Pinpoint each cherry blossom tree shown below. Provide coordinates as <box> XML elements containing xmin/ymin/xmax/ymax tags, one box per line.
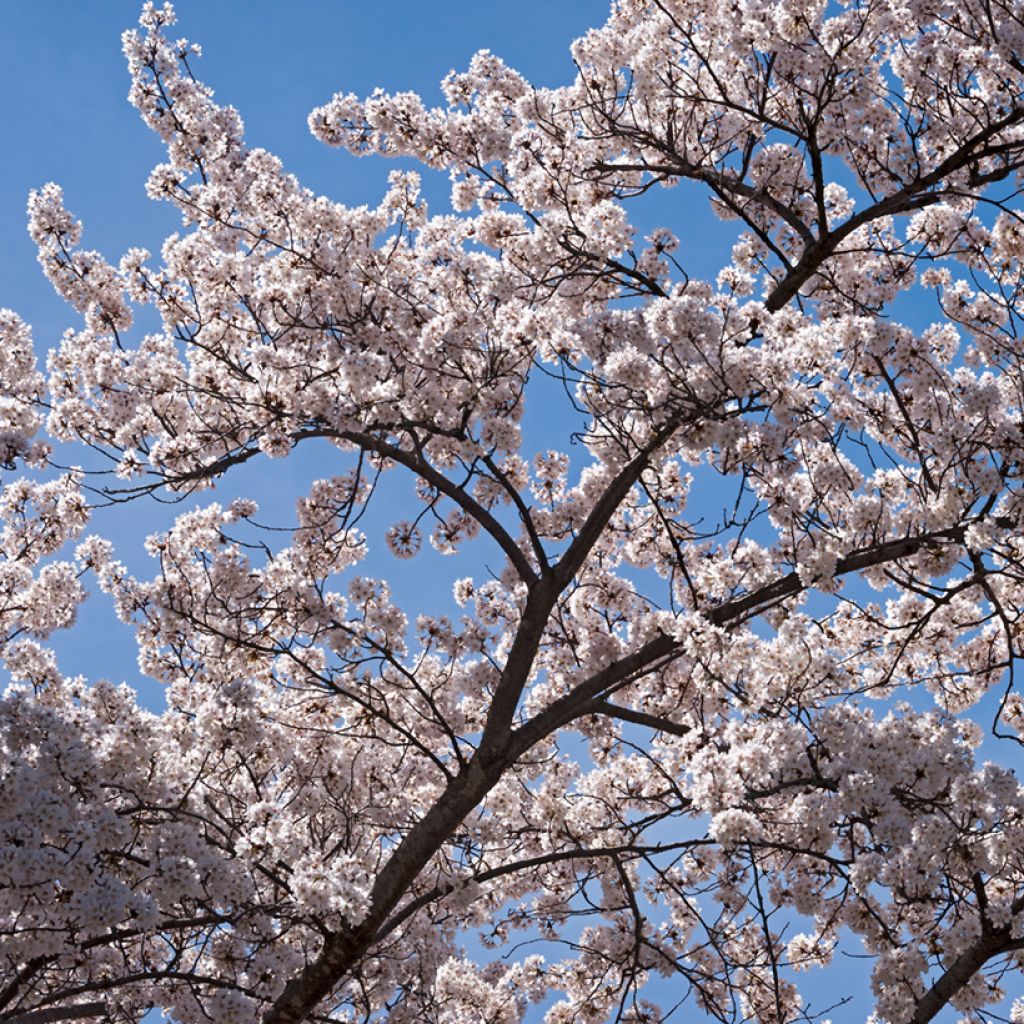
<box><xmin>4</xmin><ymin>1</ymin><xmax>1024</xmax><ymax>1022</ymax></box>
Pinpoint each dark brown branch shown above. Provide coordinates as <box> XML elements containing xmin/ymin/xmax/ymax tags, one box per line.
<box><xmin>910</xmin><ymin>934</ymin><xmax>1018</xmax><ymax>1024</ymax></box>
<box><xmin>765</xmin><ymin>104</ymin><xmax>1024</xmax><ymax>310</ymax></box>
<box><xmin>1</xmin><ymin>1006</ymin><xmax>107</xmax><ymax>1024</ymax></box>
<box><xmin>707</xmin><ymin>524</ymin><xmax>969</xmax><ymax>627</ymax></box>
<box><xmin>337</xmin><ymin>429</ymin><xmax>539</xmax><ymax>585</ymax></box>
<box><xmin>588</xmin><ymin>700</ymin><xmax>693</xmax><ymax>736</ymax></box>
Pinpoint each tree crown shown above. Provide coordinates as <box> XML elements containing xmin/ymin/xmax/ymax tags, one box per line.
<box><xmin>3</xmin><ymin>2</ymin><xmax>1024</xmax><ymax>1022</ymax></box>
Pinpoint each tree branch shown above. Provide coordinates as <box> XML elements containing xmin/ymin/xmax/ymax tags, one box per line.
<box><xmin>1</xmin><ymin>1006</ymin><xmax>107</xmax><ymax>1024</ymax></box>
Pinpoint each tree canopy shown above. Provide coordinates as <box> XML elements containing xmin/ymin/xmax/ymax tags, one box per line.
<box><xmin>3</xmin><ymin>1</ymin><xmax>1024</xmax><ymax>1022</ymax></box>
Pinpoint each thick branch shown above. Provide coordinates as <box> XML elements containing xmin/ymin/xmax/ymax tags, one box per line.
<box><xmin>707</xmin><ymin>524</ymin><xmax>968</xmax><ymax>627</ymax></box>
<box><xmin>511</xmin><ymin>631</ymin><xmax>679</xmax><ymax>756</ymax></box>
<box><xmin>1</xmin><ymin>1007</ymin><xmax>107</xmax><ymax>1024</ymax></box>
<box><xmin>262</xmin><ymin>754</ymin><xmax>506</xmax><ymax>1024</ymax></box>
<box><xmin>910</xmin><ymin>934</ymin><xmax>1017</xmax><ymax>1024</ymax></box>
<box><xmin>588</xmin><ymin>699</ymin><xmax>693</xmax><ymax>736</ymax></box>
<box><xmin>911</xmin><ymin>891</ymin><xmax>1024</xmax><ymax>1024</ymax></box>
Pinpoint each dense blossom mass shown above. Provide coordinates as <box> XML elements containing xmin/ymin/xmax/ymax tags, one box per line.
<box><xmin>3</xmin><ymin>1</ymin><xmax>1024</xmax><ymax>1021</ymax></box>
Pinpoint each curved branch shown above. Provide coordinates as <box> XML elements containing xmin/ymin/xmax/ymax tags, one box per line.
<box><xmin>337</xmin><ymin>429</ymin><xmax>538</xmax><ymax>585</ymax></box>
<box><xmin>2</xmin><ymin>1005</ymin><xmax>107</xmax><ymax>1024</ymax></box>
<box><xmin>375</xmin><ymin>836</ymin><xmax>714</xmax><ymax>943</ymax></box>
<box><xmin>911</xmin><ymin>933</ymin><xmax>1022</xmax><ymax>1024</ymax></box>
<box><xmin>765</xmin><ymin>104</ymin><xmax>1024</xmax><ymax>311</ymax></box>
